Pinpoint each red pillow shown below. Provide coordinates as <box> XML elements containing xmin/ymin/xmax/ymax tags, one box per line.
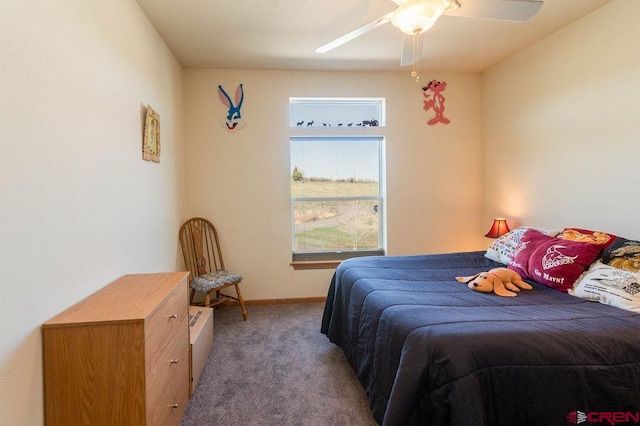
<box><xmin>508</xmin><ymin>229</ymin><xmax>605</xmax><ymax>292</ymax></box>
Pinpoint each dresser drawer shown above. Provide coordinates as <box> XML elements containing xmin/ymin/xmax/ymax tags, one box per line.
<box><xmin>145</xmin><ymin>279</ymin><xmax>188</xmax><ymax>366</ymax></box>
<box><xmin>147</xmin><ymin>316</ymin><xmax>189</xmax><ymax>425</ymax></box>
<box><xmin>149</xmin><ymin>356</ymin><xmax>190</xmax><ymax>426</ymax></box>
<box><xmin>167</xmin><ymin>366</ymin><xmax>190</xmax><ymax>426</ymax></box>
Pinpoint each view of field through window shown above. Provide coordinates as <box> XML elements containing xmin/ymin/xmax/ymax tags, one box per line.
<box><xmin>291</xmin><ymin>137</ymin><xmax>382</xmax><ymax>253</ymax></box>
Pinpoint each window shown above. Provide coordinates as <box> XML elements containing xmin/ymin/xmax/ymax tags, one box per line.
<box><xmin>289</xmin><ymin>98</ymin><xmax>385</xmax><ymax>264</ymax></box>
<box><xmin>289</xmin><ymin>98</ymin><xmax>383</xmax><ymax>128</ymax></box>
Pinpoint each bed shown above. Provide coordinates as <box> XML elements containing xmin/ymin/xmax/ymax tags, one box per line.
<box><xmin>321</xmin><ymin>234</ymin><xmax>640</xmax><ymax>425</ymax></box>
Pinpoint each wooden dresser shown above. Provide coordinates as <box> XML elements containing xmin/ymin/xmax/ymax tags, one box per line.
<box><xmin>42</xmin><ymin>272</ymin><xmax>190</xmax><ymax>426</ymax></box>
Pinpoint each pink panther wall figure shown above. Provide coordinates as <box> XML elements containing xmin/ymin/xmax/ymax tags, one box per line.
<box><xmin>422</xmin><ymin>80</ymin><xmax>450</xmax><ymax>125</ymax></box>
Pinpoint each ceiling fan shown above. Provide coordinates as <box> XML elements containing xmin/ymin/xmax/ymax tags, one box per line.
<box><xmin>316</xmin><ymin>0</ymin><xmax>543</xmax><ymax>78</ymax></box>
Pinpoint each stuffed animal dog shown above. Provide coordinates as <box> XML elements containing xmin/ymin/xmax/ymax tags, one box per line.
<box><xmin>456</xmin><ymin>267</ymin><xmax>532</xmax><ymax>297</ymax></box>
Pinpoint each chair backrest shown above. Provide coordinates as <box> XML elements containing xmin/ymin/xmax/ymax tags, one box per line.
<box><xmin>179</xmin><ymin>217</ymin><xmax>226</xmax><ymax>281</ymax></box>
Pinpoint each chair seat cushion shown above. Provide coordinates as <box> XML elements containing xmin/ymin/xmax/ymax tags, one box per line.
<box><xmin>191</xmin><ymin>270</ymin><xmax>243</xmax><ymax>293</ymax></box>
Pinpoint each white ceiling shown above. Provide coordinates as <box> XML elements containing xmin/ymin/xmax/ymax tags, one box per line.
<box><xmin>134</xmin><ymin>0</ymin><xmax>613</xmax><ymax>73</ymax></box>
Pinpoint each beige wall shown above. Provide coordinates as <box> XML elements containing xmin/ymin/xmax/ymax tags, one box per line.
<box><xmin>184</xmin><ymin>69</ymin><xmax>484</xmax><ymax>300</ymax></box>
<box><xmin>482</xmin><ymin>0</ymin><xmax>639</xmax><ymax>239</ymax></box>
<box><xmin>0</xmin><ymin>1</ymin><xmax>185</xmax><ymax>424</ymax></box>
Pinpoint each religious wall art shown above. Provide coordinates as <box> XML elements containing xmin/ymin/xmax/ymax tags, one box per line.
<box><xmin>218</xmin><ymin>84</ymin><xmax>246</xmax><ymax>132</ymax></box>
<box><xmin>422</xmin><ymin>80</ymin><xmax>450</xmax><ymax>126</ymax></box>
<box><xmin>142</xmin><ymin>105</ymin><xmax>160</xmax><ymax>162</ymax></box>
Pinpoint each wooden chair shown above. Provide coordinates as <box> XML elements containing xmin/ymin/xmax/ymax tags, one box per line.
<box><xmin>179</xmin><ymin>217</ymin><xmax>248</xmax><ymax>320</ymax></box>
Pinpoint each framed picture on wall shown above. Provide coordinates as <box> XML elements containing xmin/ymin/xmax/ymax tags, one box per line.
<box><xmin>142</xmin><ymin>105</ymin><xmax>160</xmax><ymax>163</ymax></box>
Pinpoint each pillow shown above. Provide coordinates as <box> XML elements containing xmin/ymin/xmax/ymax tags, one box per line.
<box><xmin>570</xmin><ymin>261</ymin><xmax>640</xmax><ymax>312</ymax></box>
<box><xmin>601</xmin><ymin>237</ymin><xmax>640</xmax><ymax>273</ymax></box>
<box><xmin>556</xmin><ymin>227</ymin><xmax>615</xmax><ymax>248</ymax></box>
<box><xmin>508</xmin><ymin>229</ymin><xmax>605</xmax><ymax>292</ymax></box>
<box><xmin>484</xmin><ymin>226</ymin><xmax>558</xmax><ymax>265</ymax></box>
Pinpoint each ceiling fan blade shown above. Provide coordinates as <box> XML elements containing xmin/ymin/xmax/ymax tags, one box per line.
<box><xmin>400</xmin><ymin>33</ymin><xmax>423</xmax><ymax>67</ymax></box>
<box><xmin>446</xmin><ymin>0</ymin><xmax>543</xmax><ymax>22</ymax></box>
<box><xmin>315</xmin><ymin>11</ymin><xmax>395</xmax><ymax>53</ymax></box>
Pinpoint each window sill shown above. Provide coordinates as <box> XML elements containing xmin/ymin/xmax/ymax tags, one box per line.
<box><xmin>290</xmin><ymin>260</ymin><xmax>342</xmax><ymax>270</ymax></box>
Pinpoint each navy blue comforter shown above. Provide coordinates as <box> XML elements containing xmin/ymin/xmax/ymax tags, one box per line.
<box><xmin>321</xmin><ymin>252</ymin><xmax>640</xmax><ymax>425</ymax></box>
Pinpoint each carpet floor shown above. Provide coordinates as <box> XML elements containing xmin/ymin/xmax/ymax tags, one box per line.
<box><xmin>180</xmin><ymin>303</ymin><xmax>379</xmax><ymax>426</ymax></box>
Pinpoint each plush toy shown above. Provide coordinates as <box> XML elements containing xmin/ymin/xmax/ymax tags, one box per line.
<box><xmin>456</xmin><ymin>267</ymin><xmax>533</xmax><ymax>297</ymax></box>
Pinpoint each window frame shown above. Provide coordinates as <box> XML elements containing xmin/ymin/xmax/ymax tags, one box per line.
<box><xmin>289</xmin><ymin>97</ymin><xmax>387</xmax><ymax>268</ymax></box>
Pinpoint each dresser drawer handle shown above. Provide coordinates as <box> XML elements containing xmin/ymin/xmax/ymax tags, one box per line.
<box><xmin>170</xmin><ymin>359</ymin><xmax>179</xmax><ymax>364</ymax></box>
<box><xmin>169</xmin><ymin>313</ymin><xmax>178</xmax><ymax>319</ymax></box>
<box><xmin>171</xmin><ymin>404</ymin><xmax>179</xmax><ymax>409</ymax></box>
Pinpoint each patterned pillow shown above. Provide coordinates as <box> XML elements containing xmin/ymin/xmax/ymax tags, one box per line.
<box><xmin>556</xmin><ymin>227</ymin><xmax>615</xmax><ymax>247</ymax></box>
<box><xmin>508</xmin><ymin>229</ymin><xmax>605</xmax><ymax>292</ymax></box>
<box><xmin>484</xmin><ymin>226</ymin><xmax>558</xmax><ymax>265</ymax></box>
<box><xmin>601</xmin><ymin>237</ymin><xmax>640</xmax><ymax>273</ymax></box>
<box><xmin>570</xmin><ymin>261</ymin><xmax>640</xmax><ymax>312</ymax></box>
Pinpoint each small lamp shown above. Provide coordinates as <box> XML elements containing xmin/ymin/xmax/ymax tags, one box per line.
<box><xmin>485</xmin><ymin>218</ymin><xmax>510</xmax><ymax>238</ymax></box>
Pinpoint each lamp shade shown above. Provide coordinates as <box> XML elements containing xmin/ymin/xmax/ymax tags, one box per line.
<box><xmin>485</xmin><ymin>218</ymin><xmax>510</xmax><ymax>238</ymax></box>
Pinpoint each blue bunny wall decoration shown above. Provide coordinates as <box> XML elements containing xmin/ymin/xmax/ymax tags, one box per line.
<box><xmin>218</xmin><ymin>84</ymin><xmax>245</xmax><ymax>132</ymax></box>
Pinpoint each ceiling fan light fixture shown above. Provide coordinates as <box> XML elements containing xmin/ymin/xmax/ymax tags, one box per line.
<box><xmin>391</xmin><ymin>0</ymin><xmax>459</xmax><ymax>35</ymax></box>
